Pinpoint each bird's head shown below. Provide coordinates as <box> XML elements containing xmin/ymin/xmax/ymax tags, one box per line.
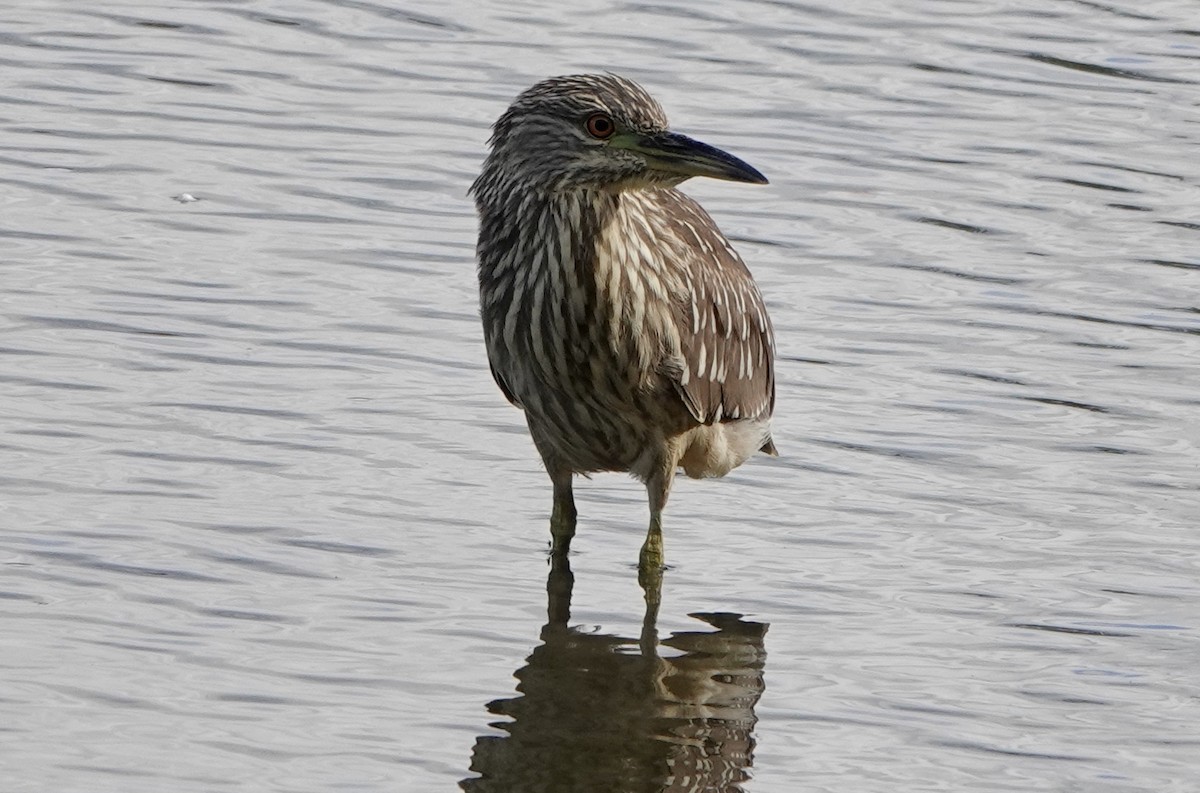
<box><xmin>473</xmin><ymin>73</ymin><xmax>767</xmax><ymax>197</ymax></box>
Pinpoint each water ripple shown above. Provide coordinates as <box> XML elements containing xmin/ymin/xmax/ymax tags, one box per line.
<box><xmin>2</xmin><ymin>2</ymin><xmax>1198</xmax><ymax>792</ymax></box>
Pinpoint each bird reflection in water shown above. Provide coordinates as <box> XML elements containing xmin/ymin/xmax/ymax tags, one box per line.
<box><xmin>461</xmin><ymin>558</ymin><xmax>768</xmax><ymax>792</ymax></box>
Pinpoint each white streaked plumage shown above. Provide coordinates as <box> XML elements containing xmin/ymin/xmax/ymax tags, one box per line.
<box><xmin>471</xmin><ymin>73</ymin><xmax>777</xmax><ymax>564</ymax></box>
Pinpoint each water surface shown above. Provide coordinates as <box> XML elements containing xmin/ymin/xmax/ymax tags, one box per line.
<box><xmin>2</xmin><ymin>2</ymin><xmax>1198</xmax><ymax>791</ymax></box>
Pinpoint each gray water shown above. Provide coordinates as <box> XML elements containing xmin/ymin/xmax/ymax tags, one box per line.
<box><xmin>2</xmin><ymin>2</ymin><xmax>1198</xmax><ymax>791</ymax></box>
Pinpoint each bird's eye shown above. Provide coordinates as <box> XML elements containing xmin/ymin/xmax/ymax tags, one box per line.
<box><xmin>585</xmin><ymin>113</ymin><xmax>616</xmax><ymax>139</ymax></box>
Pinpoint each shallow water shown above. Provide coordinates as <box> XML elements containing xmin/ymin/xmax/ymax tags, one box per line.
<box><xmin>2</xmin><ymin>2</ymin><xmax>1198</xmax><ymax>791</ymax></box>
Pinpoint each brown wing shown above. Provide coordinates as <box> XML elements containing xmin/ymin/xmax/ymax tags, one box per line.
<box><xmin>662</xmin><ymin>192</ymin><xmax>776</xmax><ymax>431</ymax></box>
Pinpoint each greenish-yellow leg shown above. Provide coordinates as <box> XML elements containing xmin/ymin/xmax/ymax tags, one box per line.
<box><xmin>549</xmin><ymin>469</ymin><xmax>576</xmax><ymax>556</ymax></box>
<box><xmin>638</xmin><ymin>467</ymin><xmax>672</xmax><ymax>604</ymax></box>
<box><xmin>638</xmin><ymin>511</ymin><xmax>664</xmax><ymax>604</ymax></box>
<box><xmin>638</xmin><ymin>512</ymin><xmax>664</xmax><ymax>569</ymax></box>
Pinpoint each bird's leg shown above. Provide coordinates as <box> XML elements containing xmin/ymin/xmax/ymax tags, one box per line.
<box><xmin>638</xmin><ymin>467</ymin><xmax>673</xmax><ymax>603</ymax></box>
<box><xmin>638</xmin><ymin>513</ymin><xmax>664</xmax><ymax>604</ymax></box>
<box><xmin>548</xmin><ymin>467</ymin><xmax>577</xmax><ymax>556</ymax></box>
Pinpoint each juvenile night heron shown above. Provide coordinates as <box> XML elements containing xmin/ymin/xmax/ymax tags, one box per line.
<box><xmin>471</xmin><ymin>74</ymin><xmax>776</xmax><ymax>574</ymax></box>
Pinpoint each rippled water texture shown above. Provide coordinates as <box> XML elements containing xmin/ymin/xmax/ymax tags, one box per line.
<box><xmin>2</xmin><ymin>2</ymin><xmax>1198</xmax><ymax>791</ymax></box>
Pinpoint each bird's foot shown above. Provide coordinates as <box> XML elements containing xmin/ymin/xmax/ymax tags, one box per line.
<box><xmin>638</xmin><ymin>518</ymin><xmax>665</xmax><ymax>604</ymax></box>
<box><xmin>548</xmin><ymin>502</ymin><xmax>577</xmax><ymax>557</ymax></box>
<box><xmin>637</xmin><ymin>557</ymin><xmax>664</xmax><ymax>606</ymax></box>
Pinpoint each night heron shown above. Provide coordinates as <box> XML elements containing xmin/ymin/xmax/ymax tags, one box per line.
<box><xmin>471</xmin><ymin>74</ymin><xmax>776</xmax><ymax>575</ymax></box>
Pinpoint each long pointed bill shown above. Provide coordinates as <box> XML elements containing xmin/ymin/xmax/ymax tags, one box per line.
<box><xmin>611</xmin><ymin>130</ymin><xmax>768</xmax><ymax>184</ymax></box>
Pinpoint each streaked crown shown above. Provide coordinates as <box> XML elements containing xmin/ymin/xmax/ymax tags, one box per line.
<box><xmin>473</xmin><ymin>74</ymin><xmax>674</xmax><ymax>196</ymax></box>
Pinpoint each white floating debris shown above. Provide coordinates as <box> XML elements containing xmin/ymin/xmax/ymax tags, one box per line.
<box><xmin>173</xmin><ymin>193</ymin><xmax>199</xmax><ymax>203</ymax></box>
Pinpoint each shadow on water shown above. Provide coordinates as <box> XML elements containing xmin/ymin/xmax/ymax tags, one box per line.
<box><xmin>461</xmin><ymin>557</ymin><xmax>769</xmax><ymax>792</ymax></box>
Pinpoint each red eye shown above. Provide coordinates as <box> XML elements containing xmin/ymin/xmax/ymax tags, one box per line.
<box><xmin>585</xmin><ymin>113</ymin><xmax>615</xmax><ymax>139</ymax></box>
